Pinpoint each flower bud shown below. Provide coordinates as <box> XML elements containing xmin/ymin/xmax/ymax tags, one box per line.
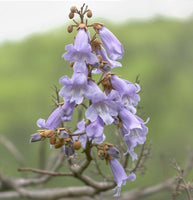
<box><xmin>67</xmin><ymin>25</ymin><xmax>73</xmax><ymax>33</ymax></box>
<box><xmin>69</xmin><ymin>12</ymin><xmax>74</xmax><ymax>19</ymax></box>
<box><xmin>54</xmin><ymin>139</ymin><xmax>64</xmax><ymax>148</ymax></box>
<box><xmin>70</xmin><ymin>6</ymin><xmax>77</xmax><ymax>13</ymax></box>
<box><xmin>73</xmin><ymin>140</ymin><xmax>81</xmax><ymax>150</ymax></box>
<box><xmin>87</xmin><ymin>10</ymin><xmax>92</xmax><ymax>18</ymax></box>
<box><xmin>49</xmin><ymin>135</ymin><xmax>56</xmax><ymax>145</ymax></box>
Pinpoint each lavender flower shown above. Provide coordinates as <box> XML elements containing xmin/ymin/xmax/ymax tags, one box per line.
<box><xmin>37</xmin><ymin>102</ymin><xmax>75</xmax><ymax>130</ymax></box>
<box><xmin>85</xmin><ymin>81</ymin><xmax>120</xmax><ymax>125</ymax></box>
<box><xmin>59</xmin><ymin>71</ymin><xmax>88</xmax><ymax>105</ymax></box>
<box><xmin>111</xmin><ymin>75</ymin><xmax>140</xmax><ymax>114</ymax></box>
<box><xmin>63</xmin><ymin>28</ymin><xmax>98</xmax><ymax>65</ymax></box>
<box><xmin>94</xmin><ymin>46</ymin><xmax>122</xmax><ymax>72</ymax></box>
<box><xmin>119</xmin><ymin>107</ymin><xmax>142</xmax><ymax>131</ymax></box>
<box><xmin>86</xmin><ymin>117</ymin><xmax>105</xmax><ymax>144</ymax></box>
<box><xmin>74</xmin><ymin>118</ymin><xmax>105</xmax><ymax>145</ymax></box>
<box><xmin>99</xmin><ymin>26</ymin><xmax>124</xmax><ymax>60</ymax></box>
<box><xmin>109</xmin><ymin>158</ymin><xmax>136</xmax><ymax>197</ymax></box>
<box><xmin>121</xmin><ymin>117</ymin><xmax>149</xmax><ymax>160</ymax></box>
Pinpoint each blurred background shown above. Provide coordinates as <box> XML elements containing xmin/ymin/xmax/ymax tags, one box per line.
<box><xmin>0</xmin><ymin>0</ymin><xmax>193</xmax><ymax>199</ymax></box>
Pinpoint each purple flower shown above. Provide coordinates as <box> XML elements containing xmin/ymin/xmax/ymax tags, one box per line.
<box><xmin>86</xmin><ymin>117</ymin><xmax>105</xmax><ymax>144</ymax></box>
<box><xmin>85</xmin><ymin>81</ymin><xmax>120</xmax><ymax>125</ymax></box>
<box><xmin>30</xmin><ymin>133</ymin><xmax>42</xmax><ymax>142</ymax></box>
<box><xmin>99</xmin><ymin>26</ymin><xmax>124</xmax><ymax>60</ymax></box>
<box><xmin>74</xmin><ymin>118</ymin><xmax>105</xmax><ymax>145</ymax></box>
<box><xmin>109</xmin><ymin>158</ymin><xmax>136</xmax><ymax>197</ymax></box>
<box><xmin>63</xmin><ymin>28</ymin><xmax>98</xmax><ymax>65</ymax></box>
<box><xmin>59</xmin><ymin>71</ymin><xmax>88</xmax><ymax>104</ymax></box>
<box><xmin>63</xmin><ymin>146</ymin><xmax>75</xmax><ymax>157</ymax></box>
<box><xmin>94</xmin><ymin>46</ymin><xmax>122</xmax><ymax>73</ymax></box>
<box><xmin>106</xmin><ymin>146</ymin><xmax>120</xmax><ymax>158</ymax></box>
<box><xmin>121</xmin><ymin>117</ymin><xmax>149</xmax><ymax>161</ymax></box>
<box><xmin>37</xmin><ymin>102</ymin><xmax>75</xmax><ymax>130</ymax></box>
<box><xmin>119</xmin><ymin>107</ymin><xmax>142</xmax><ymax>131</ymax></box>
<box><xmin>111</xmin><ymin>75</ymin><xmax>140</xmax><ymax>114</ymax></box>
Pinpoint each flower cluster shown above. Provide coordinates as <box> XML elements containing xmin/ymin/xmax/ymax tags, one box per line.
<box><xmin>30</xmin><ymin>4</ymin><xmax>148</xmax><ymax>197</ymax></box>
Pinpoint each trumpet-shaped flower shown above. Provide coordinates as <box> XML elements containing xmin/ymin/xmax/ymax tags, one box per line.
<box><xmin>99</xmin><ymin>26</ymin><xmax>124</xmax><ymax>60</ymax></box>
<box><xmin>59</xmin><ymin>70</ymin><xmax>88</xmax><ymax>105</ymax></box>
<box><xmin>111</xmin><ymin>75</ymin><xmax>140</xmax><ymax>114</ymax></box>
<box><xmin>85</xmin><ymin>81</ymin><xmax>120</xmax><ymax>125</ymax></box>
<box><xmin>37</xmin><ymin>102</ymin><xmax>75</xmax><ymax>130</ymax></box>
<box><xmin>86</xmin><ymin>117</ymin><xmax>105</xmax><ymax>144</ymax></box>
<box><xmin>63</xmin><ymin>28</ymin><xmax>98</xmax><ymax>65</ymax></box>
<box><xmin>121</xmin><ymin>116</ymin><xmax>149</xmax><ymax>160</ymax></box>
<box><xmin>109</xmin><ymin>158</ymin><xmax>136</xmax><ymax>197</ymax></box>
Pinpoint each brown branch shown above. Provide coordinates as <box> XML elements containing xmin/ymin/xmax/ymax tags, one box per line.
<box><xmin>18</xmin><ymin>168</ymin><xmax>73</xmax><ymax>176</ymax></box>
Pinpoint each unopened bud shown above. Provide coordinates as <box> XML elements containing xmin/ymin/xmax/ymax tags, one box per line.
<box><xmin>49</xmin><ymin>135</ymin><xmax>56</xmax><ymax>145</ymax></box>
<box><xmin>54</xmin><ymin>139</ymin><xmax>64</xmax><ymax>149</ymax></box>
<box><xmin>67</xmin><ymin>25</ymin><xmax>73</xmax><ymax>33</ymax></box>
<box><xmin>87</xmin><ymin>10</ymin><xmax>92</xmax><ymax>18</ymax></box>
<box><xmin>70</xmin><ymin>6</ymin><xmax>77</xmax><ymax>13</ymax></box>
<box><xmin>70</xmin><ymin>62</ymin><xmax>74</xmax><ymax>67</ymax></box>
<box><xmin>69</xmin><ymin>12</ymin><xmax>74</xmax><ymax>19</ymax></box>
<box><xmin>73</xmin><ymin>140</ymin><xmax>81</xmax><ymax>150</ymax></box>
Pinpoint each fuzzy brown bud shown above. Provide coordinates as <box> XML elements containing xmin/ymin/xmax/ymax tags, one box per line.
<box><xmin>70</xmin><ymin>6</ymin><xmax>77</xmax><ymax>13</ymax></box>
<box><xmin>73</xmin><ymin>140</ymin><xmax>81</xmax><ymax>150</ymax></box>
<box><xmin>49</xmin><ymin>135</ymin><xmax>56</xmax><ymax>145</ymax></box>
<box><xmin>69</xmin><ymin>12</ymin><xmax>74</xmax><ymax>19</ymax></box>
<box><xmin>54</xmin><ymin>139</ymin><xmax>64</xmax><ymax>149</ymax></box>
<box><xmin>67</xmin><ymin>25</ymin><xmax>73</xmax><ymax>33</ymax></box>
<box><xmin>87</xmin><ymin>10</ymin><xmax>92</xmax><ymax>18</ymax></box>
<box><xmin>70</xmin><ymin>62</ymin><xmax>74</xmax><ymax>67</ymax></box>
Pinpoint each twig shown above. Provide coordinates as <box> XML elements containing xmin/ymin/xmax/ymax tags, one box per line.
<box><xmin>18</xmin><ymin>168</ymin><xmax>73</xmax><ymax>176</ymax></box>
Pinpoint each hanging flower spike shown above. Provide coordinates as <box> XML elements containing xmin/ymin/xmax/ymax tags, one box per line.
<box><xmin>111</xmin><ymin>75</ymin><xmax>140</xmax><ymax>114</ymax></box>
<box><xmin>63</xmin><ymin>28</ymin><xmax>98</xmax><ymax>65</ymax></box>
<box><xmin>96</xmin><ymin>25</ymin><xmax>124</xmax><ymax>60</ymax></box>
<box><xmin>59</xmin><ymin>70</ymin><xmax>88</xmax><ymax>105</ymax></box>
<box><xmin>109</xmin><ymin>158</ymin><xmax>136</xmax><ymax>197</ymax></box>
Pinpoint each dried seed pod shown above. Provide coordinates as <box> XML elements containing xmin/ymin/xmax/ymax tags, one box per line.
<box><xmin>87</xmin><ymin>10</ymin><xmax>92</xmax><ymax>18</ymax></box>
<box><xmin>73</xmin><ymin>140</ymin><xmax>81</xmax><ymax>150</ymax></box>
<box><xmin>67</xmin><ymin>25</ymin><xmax>73</xmax><ymax>33</ymax></box>
<box><xmin>69</xmin><ymin>12</ymin><xmax>74</xmax><ymax>19</ymax></box>
<box><xmin>70</xmin><ymin>6</ymin><xmax>77</xmax><ymax>13</ymax></box>
<box><xmin>49</xmin><ymin>135</ymin><xmax>56</xmax><ymax>145</ymax></box>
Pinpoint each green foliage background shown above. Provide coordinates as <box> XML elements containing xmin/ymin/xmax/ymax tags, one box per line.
<box><xmin>0</xmin><ymin>18</ymin><xmax>193</xmax><ymax>199</ymax></box>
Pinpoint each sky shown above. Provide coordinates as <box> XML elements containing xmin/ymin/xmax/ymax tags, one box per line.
<box><xmin>0</xmin><ymin>0</ymin><xmax>193</xmax><ymax>44</ymax></box>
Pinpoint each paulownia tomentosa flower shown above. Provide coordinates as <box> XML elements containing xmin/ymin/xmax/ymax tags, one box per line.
<box><xmin>30</xmin><ymin>4</ymin><xmax>149</xmax><ymax>197</ymax></box>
